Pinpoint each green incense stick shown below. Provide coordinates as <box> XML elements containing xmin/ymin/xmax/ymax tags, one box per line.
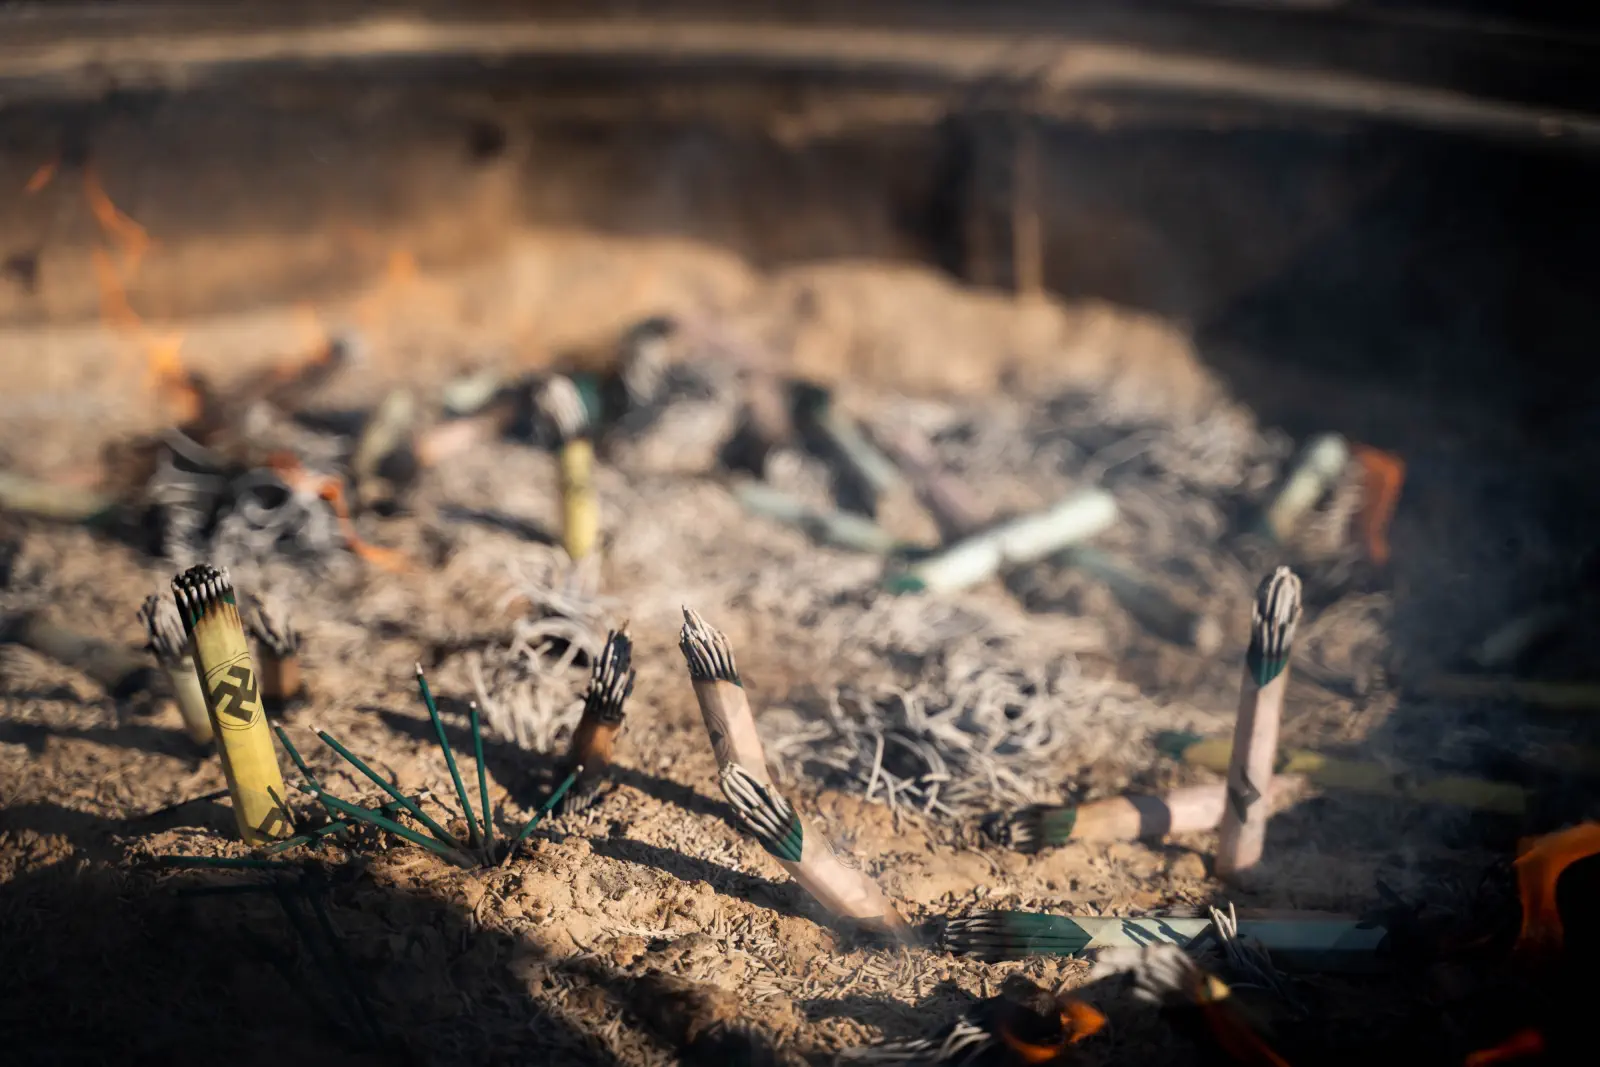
<box><xmin>315</xmin><ymin>728</ymin><xmax>464</xmax><ymax>850</ymax></box>
<box><xmin>416</xmin><ymin>665</ymin><xmax>481</xmax><ymax>847</ymax></box>
<box><xmin>501</xmin><ymin>766</ymin><xmax>582</xmax><ymax>867</ymax></box>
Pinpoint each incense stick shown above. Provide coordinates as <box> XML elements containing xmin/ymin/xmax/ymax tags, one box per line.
<box><xmin>559</xmin><ymin>626</ymin><xmax>636</xmax><ymax>814</ymax></box>
<box><xmin>983</xmin><ymin>778</ymin><xmax>1299</xmax><ymax>851</ymax></box>
<box><xmin>415</xmin><ymin>665</ymin><xmax>481</xmax><ymax>847</ymax></box>
<box><xmin>172</xmin><ymin>564</ymin><xmax>292</xmax><ymax>845</ymax></box>
<box><xmin>943</xmin><ymin>911</ymin><xmax>1388</xmax><ymax>970</ymax></box>
<box><xmin>1217</xmin><ymin>567</ymin><xmax>1302</xmax><ymax>879</ymax></box>
<box><xmin>242</xmin><ymin>593</ymin><xmax>302</xmax><ymax>705</ymax></box>
<box><xmin>679</xmin><ymin>607</ymin><xmax>914</xmax><ymax>941</ymax></box>
<box><xmin>886</xmin><ymin>488</ymin><xmax>1117</xmax><ymax>594</ymax></box>
<box><xmin>501</xmin><ymin>765</ymin><xmax>582</xmax><ymax>867</ymax></box>
<box><xmin>139</xmin><ymin>594</ymin><xmax>212</xmax><ymax>744</ymax></box>
<box><xmin>537</xmin><ymin>374</ymin><xmax>599</xmax><ymax>562</ymax></box>
<box><xmin>469</xmin><ymin>700</ymin><xmax>493</xmax><ymax>853</ymax></box>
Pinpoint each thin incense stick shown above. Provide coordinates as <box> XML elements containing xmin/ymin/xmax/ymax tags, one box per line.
<box><xmin>943</xmin><ymin>911</ymin><xmax>1388</xmax><ymax>970</ymax></box>
<box><xmin>984</xmin><ymin>778</ymin><xmax>1300</xmax><ymax>851</ymax></box>
<box><xmin>1155</xmin><ymin>731</ymin><xmax>1529</xmax><ymax>815</ymax></box>
<box><xmin>315</xmin><ymin>727</ymin><xmax>464</xmax><ymax>850</ymax></box>
<box><xmin>469</xmin><ymin>700</ymin><xmax>493</xmax><ymax>852</ymax></box>
<box><xmin>172</xmin><ymin>565</ymin><xmax>292</xmax><ymax>845</ymax></box>
<box><xmin>316</xmin><ymin>792</ymin><xmax>475</xmax><ymax>867</ymax></box>
<box><xmin>538</xmin><ymin>374</ymin><xmax>599</xmax><ymax>561</ymax></box>
<box><xmin>560</xmin><ymin>626</ymin><xmax>636</xmax><ymax>814</ymax></box>
<box><xmin>679</xmin><ymin>607</ymin><xmax>914</xmax><ymax>941</ymax></box>
<box><xmin>139</xmin><ymin>593</ymin><xmax>212</xmax><ymax>744</ymax></box>
<box><xmin>1217</xmin><ymin>568</ymin><xmax>1302</xmax><ymax>878</ymax></box>
<box><xmin>501</xmin><ymin>766</ymin><xmax>582</xmax><ymax>867</ymax></box>
<box><xmin>415</xmin><ymin>665</ymin><xmax>481</xmax><ymax>847</ymax></box>
<box><xmin>242</xmin><ymin>593</ymin><xmax>302</xmax><ymax>704</ymax></box>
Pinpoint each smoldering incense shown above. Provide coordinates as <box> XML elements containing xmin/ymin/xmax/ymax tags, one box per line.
<box><xmin>1217</xmin><ymin>567</ymin><xmax>1302</xmax><ymax>879</ymax></box>
<box><xmin>172</xmin><ymin>564</ymin><xmax>292</xmax><ymax>845</ymax></box>
<box><xmin>140</xmin><ymin>593</ymin><xmax>213</xmax><ymax>745</ymax></box>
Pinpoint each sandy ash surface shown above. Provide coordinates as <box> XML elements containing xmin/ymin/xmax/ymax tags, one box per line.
<box><xmin>0</xmin><ymin>237</ymin><xmax>1577</xmax><ymax>1065</ymax></box>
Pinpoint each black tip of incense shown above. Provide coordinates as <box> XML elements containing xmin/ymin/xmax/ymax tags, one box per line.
<box><xmin>171</xmin><ymin>563</ymin><xmax>234</xmax><ymax>632</ymax></box>
<box><xmin>535</xmin><ymin>374</ymin><xmax>591</xmax><ymax>443</ymax></box>
<box><xmin>1247</xmin><ymin>566</ymin><xmax>1303</xmax><ymax>684</ymax></box>
<box><xmin>678</xmin><ymin>607</ymin><xmax>741</xmax><ymax>685</ymax></box>
<box><xmin>242</xmin><ymin>593</ymin><xmax>299</xmax><ymax>657</ymax></box>
<box><xmin>583</xmin><ymin>627</ymin><xmax>636</xmax><ymax>727</ymax></box>
<box><xmin>138</xmin><ymin>593</ymin><xmax>189</xmax><ymax>663</ymax></box>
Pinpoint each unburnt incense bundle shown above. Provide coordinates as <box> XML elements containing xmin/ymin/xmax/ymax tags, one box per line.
<box><xmin>1155</xmin><ymin>732</ymin><xmax>1530</xmax><ymax>815</ymax></box>
<box><xmin>138</xmin><ymin>594</ymin><xmax>212</xmax><ymax>744</ymax></box>
<box><xmin>943</xmin><ymin>911</ymin><xmax>1389</xmax><ymax>971</ymax></box>
<box><xmin>172</xmin><ymin>564</ymin><xmax>292</xmax><ymax>844</ymax></box>
<box><xmin>242</xmin><ymin>592</ymin><xmax>302</xmax><ymax>704</ymax></box>
<box><xmin>984</xmin><ymin>778</ymin><xmax>1299</xmax><ymax>851</ymax></box>
<box><xmin>678</xmin><ymin>607</ymin><xmax>913</xmax><ymax>941</ymax></box>
<box><xmin>1216</xmin><ymin>568</ymin><xmax>1302</xmax><ymax>879</ymax></box>
<box><xmin>2</xmin><ymin>609</ymin><xmax>155</xmax><ymax>699</ymax></box>
<box><xmin>537</xmin><ymin>374</ymin><xmax>599</xmax><ymax>562</ymax></box>
<box><xmin>558</xmin><ymin>626</ymin><xmax>636</xmax><ymax>814</ymax></box>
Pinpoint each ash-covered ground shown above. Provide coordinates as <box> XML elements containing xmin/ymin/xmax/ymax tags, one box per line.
<box><xmin>0</xmin><ymin>236</ymin><xmax>1589</xmax><ymax>1065</ymax></box>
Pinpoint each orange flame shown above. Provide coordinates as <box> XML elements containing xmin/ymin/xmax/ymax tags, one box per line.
<box><xmin>264</xmin><ymin>452</ymin><xmax>411</xmax><ymax>573</ymax></box>
<box><xmin>91</xmin><ymin>247</ymin><xmax>201</xmax><ymax>423</ymax></box>
<box><xmin>1351</xmin><ymin>444</ymin><xmax>1405</xmax><ymax>565</ymax></box>
<box><xmin>996</xmin><ymin>999</ymin><xmax>1107</xmax><ymax>1064</ymax></box>
<box><xmin>1513</xmin><ymin>820</ymin><xmax>1600</xmax><ymax>957</ymax></box>
<box><xmin>83</xmin><ymin>167</ymin><xmax>153</xmax><ymax>273</ymax></box>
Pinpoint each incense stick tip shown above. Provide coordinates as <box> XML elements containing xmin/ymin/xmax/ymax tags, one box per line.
<box><xmin>535</xmin><ymin>374</ymin><xmax>590</xmax><ymax>443</ymax></box>
<box><xmin>583</xmin><ymin>628</ymin><xmax>636</xmax><ymax>727</ymax></box>
<box><xmin>678</xmin><ymin>606</ymin><xmax>741</xmax><ymax>684</ymax></box>
<box><xmin>170</xmin><ymin>563</ymin><xmax>235</xmax><ymax>630</ymax></box>
<box><xmin>1247</xmin><ymin>567</ymin><xmax>1303</xmax><ymax>684</ymax></box>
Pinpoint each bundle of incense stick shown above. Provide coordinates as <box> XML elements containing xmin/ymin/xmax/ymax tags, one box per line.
<box><xmin>2</xmin><ymin>609</ymin><xmax>155</xmax><ymax>699</ymax></box>
<box><xmin>242</xmin><ymin>593</ymin><xmax>302</xmax><ymax>704</ymax></box>
<box><xmin>172</xmin><ymin>565</ymin><xmax>292</xmax><ymax>844</ymax></box>
<box><xmin>1217</xmin><ymin>568</ymin><xmax>1302</xmax><ymax>878</ymax></box>
<box><xmin>943</xmin><ymin>911</ymin><xmax>1389</xmax><ymax>971</ymax></box>
<box><xmin>886</xmin><ymin>488</ymin><xmax>1117</xmax><ymax>594</ymax></box>
<box><xmin>558</xmin><ymin>625</ymin><xmax>636</xmax><ymax>814</ymax></box>
<box><xmin>138</xmin><ymin>594</ymin><xmax>212</xmax><ymax>744</ymax></box>
<box><xmin>983</xmin><ymin>777</ymin><xmax>1299</xmax><ymax>851</ymax></box>
<box><xmin>1154</xmin><ymin>732</ymin><xmax>1530</xmax><ymax>815</ymax></box>
<box><xmin>677</xmin><ymin>607</ymin><xmax>914</xmax><ymax>941</ymax></box>
<box><xmin>537</xmin><ymin>375</ymin><xmax>599</xmax><ymax>562</ymax></box>
<box><xmin>1259</xmin><ymin>433</ymin><xmax>1349</xmax><ymax>543</ymax></box>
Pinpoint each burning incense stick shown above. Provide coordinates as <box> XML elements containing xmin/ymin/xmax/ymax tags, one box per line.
<box><xmin>886</xmin><ymin>488</ymin><xmax>1117</xmax><ymax>594</ymax></box>
<box><xmin>1217</xmin><ymin>568</ymin><xmax>1302</xmax><ymax>879</ymax></box>
<box><xmin>559</xmin><ymin>626</ymin><xmax>636</xmax><ymax>814</ymax></box>
<box><xmin>171</xmin><ymin>564</ymin><xmax>292</xmax><ymax>844</ymax></box>
<box><xmin>1260</xmin><ymin>434</ymin><xmax>1349</xmax><ymax>542</ymax></box>
<box><xmin>537</xmin><ymin>374</ymin><xmax>599</xmax><ymax>561</ymax></box>
<box><xmin>983</xmin><ymin>778</ymin><xmax>1300</xmax><ymax>851</ymax></box>
<box><xmin>1155</xmin><ymin>732</ymin><xmax>1529</xmax><ymax>815</ymax></box>
<box><xmin>943</xmin><ymin>911</ymin><xmax>1388</xmax><ymax>971</ymax></box>
<box><xmin>242</xmin><ymin>593</ymin><xmax>302</xmax><ymax>704</ymax></box>
<box><xmin>138</xmin><ymin>594</ymin><xmax>212</xmax><ymax>744</ymax></box>
<box><xmin>3</xmin><ymin>609</ymin><xmax>156</xmax><ymax>699</ymax></box>
<box><xmin>678</xmin><ymin>607</ymin><xmax>914</xmax><ymax>941</ymax></box>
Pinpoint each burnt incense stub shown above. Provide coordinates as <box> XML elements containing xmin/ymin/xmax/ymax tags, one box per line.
<box><xmin>138</xmin><ymin>593</ymin><xmax>189</xmax><ymax>664</ymax></box>
<box><xmin>560</xmin><ymin>626</ymin><xmax>636</xmax><ymax>813</ymax></box>
<box><xmin>171</xmin><ymin>562</ymin><xmax>235</xmax><ymax>633</ymax></box>
<box><xmin>678</xmin><ymin>606</ymin><xmax>742</xmax><ymax>686</ymax></box>
<box><xmin>1245</xmin><ymin>566</ymin><xmax>1303</xmax><ymax>686</ymax></box>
